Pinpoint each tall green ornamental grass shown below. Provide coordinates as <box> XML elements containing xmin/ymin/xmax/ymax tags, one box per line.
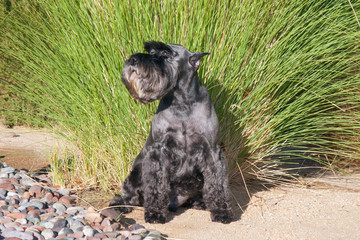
<box><xmin>1</xmin><ymin>0</ymin><xmax>360</xmax><ymax>189</ymax></box>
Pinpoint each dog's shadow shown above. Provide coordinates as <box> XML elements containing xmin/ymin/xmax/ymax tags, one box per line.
<box><xmin>163</xmin><ymin>180</ymin><xmax>270</xmax><ymax>222</ymax></box>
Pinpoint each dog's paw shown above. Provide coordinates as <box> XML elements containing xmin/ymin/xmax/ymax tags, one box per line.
<box><xmin>145</xmin><ymin>210</ymin><xmax>167</xmax><ymax>224</ymax></box>
<box><xmin>109</xmin><ymin>194</ymin><xmax>133</xmax><ymax>213</ymax></box>
<box><xmin>210</xmin><ymin>209</ymin><xmax>234</xmax><ymax>224</ymax></box>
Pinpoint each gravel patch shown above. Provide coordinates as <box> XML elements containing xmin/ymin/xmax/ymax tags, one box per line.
<box><xmin>0</xmin><ymin>162</ymin><xmax>166</xmax><ymax>240</ymax></box>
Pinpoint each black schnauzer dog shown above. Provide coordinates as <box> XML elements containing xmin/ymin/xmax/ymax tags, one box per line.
<box><xmin>110</xmin><ymin>41</ymin><xmax>233</xmax><ymax>224</ymax></box>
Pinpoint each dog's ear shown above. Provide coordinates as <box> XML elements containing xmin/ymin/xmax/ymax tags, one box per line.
<box><xmin>189</xmin><ymin>52</ymin><xmax>210</xmax><ymax>69</ymax></box>
<box><xmin>144</xmin><ymin>41</ymin><xmax>172</xmax><ymax>55</ymax></box>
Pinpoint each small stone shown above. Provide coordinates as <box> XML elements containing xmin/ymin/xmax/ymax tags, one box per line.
<box><xmin>7</xmin><ymin>191</ymin><xmax>20</xmax><ymax>198</ymax></box>
<box><xmin>29</xmin><ymin>184</ymin><xmax>43</xmax><ymax>195</ymax></box>
<box><xmin>0</xmin><ymin>172</ymin><xmax>8</xmax><ymax>178</ymax></box>
<box><xmin>28</xmin><ymin>209</ymin><xmax>41</xmax><ymax>215</ymax></box>
<box><xmin>33</xmin><ymin>231</ymin><xmax>45</xmax><ymax>240</ymax></box>
<box><xmin>9</xmin><ymin>178</ymin><xmax>19</xmax><ymax>185</ymax></box>
<box><xmin>58</xmin><ymin>188</ymin><xmax>71</xmax><ymax>196</ymax></box>
<box><xmin>26</xmin><ymin>214</ymin><xmax>40</xmax><ymax>224</ymax></box>
<box><xmin>19</xmin><ymin>198</ymin><xmax>29</xmax><ymax>206</ymax></box>
<box><xmin>30</xmin><ymin>225</ymin><xmax>45</xmax><ymax>232</ymax></box>
<box><xmin>9</xmin><ymin>197</ymin><xmax>20</xmax><ymax>206</ymax></box>
<box><xmin>15</xmin><ymin>217</ymin><xmax>27</xmax><ymax>225</ymax></box>
<box><xmin>44</xmin><ymin>192</ymin><xmax>53</xmax><ymax>200</ymax></box>
<box><xmin>104</xmin><ymin>231</ymin><xmax>119</xmax><ymax>238</ymax></box>
<box><xmin>87</xmin><ymin>206</ymin><xmax>97</xmax><ymax>213</ymax></box>
<box><xmin>39</xmin><ymin>220</ymin><xmax>54</xmax><ymax>229</ymax></box>
<box><xmin>85</xmin><ymin>212</ymin><xmax>103</xmax><ymax>223</ymax></box>
<box><xmin>129</xmin><ymin>223</ymin><xmax>145</xmax><ymax>230</ymax></box>
<box><xmin>101</xmin><ymin>208</ymin><xmax>123</xmax><ymax>220</ymax></box>
<box><xmin>21</xmin><ymin>200</ymin><xmax>45</xmax><ymax>210</ymax></box>
<box><xmin>118</xmin><ymin>230</ymin><xmax>131</xmax><ymax>238</ymax></box>
<box><xmin>83</xmin><ymin>225</ymin><xmax>95</xmax><ymax>237</ymax></box>
<box><xmin>101</xmin><ymin>217</ymin><xmax>111</xmax><ymax>227</ymax></box>
<box><xmin>69</xmin><ymin>219</ymin><xmax>84</xmax><ymax>229</ymax></box>
<box><xmin>40</xmin><ymin>212</ymin><xmax>58</xmax><ymax>221</ymax></box>
<box><xmin>6</xmin><ymin>212</ymin><xmax>27</xmax><ymax>219</ymax></box>
<box><xmin>58</xmin><ymin>227</ymin><xmax>74</xmax><ymax>236</ymax></box>
<box><xmin>104</xmin><ymin>222</ymin><xmax>121</xmax><ymax>232</ymax></box>
<box><xmin>52</xmin><ymin>218</ymin><xmax>68</xmax><ymax>232</ymax></box>
<box><xmin>46</xmin><ymin>207</ymin><xmax>56</xmax><ymax>213</ymax></box>
<box><xmin>131</xmin><ymin>228</ymin><xmax>148</xmax><ymax>235</ymax></box>
<box><xmin>1</xmin><ymin>167</ymin><xmax>15</xmax><ymax>173</ymax></box>
<box><xmin>59</xmin><ymin>196</ymin><xmax>74</xmax><ymax>205</ymax></box>
<box><xmin>144</xmin><ymin>230</ymin><xmax>163</xmax><ymax>240</ymax></box>
<box><xmin>2</xmin><ymin>230</ymin><xmax>34</xmax><ymax>240</ymax></box>
<box><xmin>94</xmin><ymin>232</ymin><xmax>107</xmax><ymax>238</ymax></box>
<box><xmin>20</xmin><ymin>177</ymin><xmax>36</xmax><ymax>186</ymax></box>
<box><xmin>53</xmin><ymin>202</ymin><xmax>67</xmax><ymax>214</ymax></box>
<box><xmin>35</xmin><ymin>174</ymin><xmax>52</xmax><ymax>184</ymax></box>
<box><xmin>0</xmin><ymin>182</ymin><xmax>15</xmax><ymax>190</ymax></box>
<box><xmin>66</xmin><ymin>206</ymin><xmax>84</xmax><ymax>215</ymax></box>
<box><xmin>0</xmin><ymin>217</ymin><xmax>13</xmax><ymax>224</ymax></box>
<box><xmin>4</xmin><ymin>221</ymin><xmax>20</xmax><ymax>228</ymax></box>
<box><xmin>0</xmin><ymin>189</ymin><xmax>8</xmax><ymax>198</ymax></box>
<box><xmin>41</xmin><ymin>228</ymin><xmax>55</xmax><ymax>239</ymax></box>
<box><xmin>0</xmin><ymin>199</ymin><xmax>7</xmax><ymax>206</ymax></box>
<box><xmin>116</xmin><ymin>235</ymin><xmax>127</xmax><ymax>240</ymax></box>
<box><xmin>70</xmin><ymin>231</ymin><xmax>84</xmax><ymax>238</ymax></box>
<box><xmin>128</xmin><ymin>235</ymin><xmax>142</xmax><ymax>240</ymax></box>
<box><xmin>0</xmin><ymin>177</ymin><xmax>10</xmax><ymax>183</ymax></box>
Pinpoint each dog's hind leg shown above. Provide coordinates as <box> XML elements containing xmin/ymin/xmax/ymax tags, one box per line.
<box><xmin>202</xmin><ymin>147</ymin><xmax>234</xmax><ymax>224</ymax></box>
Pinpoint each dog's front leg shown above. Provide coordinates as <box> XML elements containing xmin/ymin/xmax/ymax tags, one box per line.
<box><xmin>202</xmin><ymin>147</ymin><xmax>234</xmax><ymax>224</ymax></box>
<box><xmin>142</xmin><ymin>144</ymin><xmax>170</xmax><ymax>223</ymax></box>
<box><xmin>109</xmin><ymin>154</ymin><xmax>144</xmax><ymax>214</ymax></box>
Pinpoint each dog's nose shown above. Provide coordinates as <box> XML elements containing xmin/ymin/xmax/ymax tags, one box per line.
<box><xmin>129</xmin><ymin>56</ymin><xmax>138</xmax><ymax>66</ymax></box>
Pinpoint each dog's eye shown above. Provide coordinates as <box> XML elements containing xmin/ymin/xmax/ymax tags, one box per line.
<box><xmin>160</xmin><ymin>50</ymin><xmax>171</xmax><ymax>58</ymax></box>
<box><xmin>149</xmin><ymin>49</ymin><xmax>157</xmax><ymax>55</ymax></box>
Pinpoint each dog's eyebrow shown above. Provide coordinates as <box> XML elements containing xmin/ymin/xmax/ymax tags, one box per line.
<box><xmin>144</xmin><ymin>41</ymin><xmax>173</xmax><ymax>53</ymax></box>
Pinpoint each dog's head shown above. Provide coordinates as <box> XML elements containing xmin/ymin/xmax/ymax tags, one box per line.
<box><xmin>121</xmin><ymin>41</ymin><xmax>209</xmax><ymax>103</ymax></box>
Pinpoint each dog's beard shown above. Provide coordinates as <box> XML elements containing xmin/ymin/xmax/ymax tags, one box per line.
<box><xmin>121</xmin><ymin>63</ymin><xmax>175</xmax><ymax>103</ymax></box>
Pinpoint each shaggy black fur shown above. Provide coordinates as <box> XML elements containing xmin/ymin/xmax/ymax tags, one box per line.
<box><xmin>110</xmin><ymin>41</ymin><xmax>233</xmax><ymax>224</ymax></box>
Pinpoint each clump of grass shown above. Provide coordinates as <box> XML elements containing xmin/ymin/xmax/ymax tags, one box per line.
<box><xmin>1</xmin><ymin>0</ymin><xmax>360</xmax><ymax>189</ymax></box>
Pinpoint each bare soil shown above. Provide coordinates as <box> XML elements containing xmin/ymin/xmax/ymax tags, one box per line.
<box><xmin>1</xmin><ymin>123</ymin><xmax>360</xmax><ymax>240</ymax></box>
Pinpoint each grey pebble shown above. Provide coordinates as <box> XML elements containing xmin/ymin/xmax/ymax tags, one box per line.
<box><xmin>0</xmin><ymin>172</ymin><xmax>9</xmax><ymax>178</ymax></box>
<box><xmin>41</xmin><ymin>228</ymin><xmax>55</xmax><ymax>239</ymax></box>
<box><xmin>57</xmin><ymin>188</ymin><xmax>71</xmax><ymax>195</ymax></box>
<box><xmin>33</xmin><ymin>231</ymin><xmax>45</xmax><ymax>240</ymax></box>
<box><xmin>20</xmin><ymin>200</ymin><xmax>45</xmax><ymax>210</ymax></box>
<box><xmin>40</xmin><ymin>220</ymin><xmax>54</xmax><ymax>229</ymax></box>
<box><xmin>66</xmin><ymin>206</ymin><xmax>84</xmax><ymax>215</ymax></box>
<box><xmin>15</xmin><ymin>217</ymin><xmax>28</xmax><ymax>225</ymax></box>
<box><xmin>130</xmin><ymin>223</ymin><xmax>146</xmax><ymax>230</ymax></box>
<box><xmin>20</xmin><ymin>177</ymin><xmax>36</xmax><ymax>186</ymax></box>
<box><xmin>52</xmin><ymin>218</ymin><xmax>68</xmax><ymax>232</ymax></box>
<box><xmin>27</xmin><ymin>214</ymin><xmax>40</xmax><ymax>224</ymax></box>
<box><xmin>58</xmin><ymin>227</ymin><xmax>74</xmax><ymax>235</ymax></box>
<box><xmin>144</xmin><ymin>230</ymin><xmax>163</xmax><ymax>240</ymax></box>
<box><xmin>7</xmin><ymin>191</ymin><xmax>20</xmax><ymax>198</ymax></box>
<box><xmin>2</xmin><ymin>230</ymin><xmax>34</xmax><ymax>240</ymax></box>
<box><xmin>53</xmin><ymin>202</ymin><xmax>67</xmax><ymax>214</ymax></box>
<box><xmin>128</xmin><ymin>235</ymin><xmax>143</xmax><ymax>240</ymax></box>
<box><xmin>1</xmin><ymin>167</ymin><xmax>15</xmax><ymax>173</ymax></box>
<box><xmin>0</xmin><ymin>189</ymin><xmax>7</xmax><ymax>198</ymax></box>
<box><xmin>132</xmin><ymin>228</ymin><xmax>148</xmax><ymax>235</ymax></box>
<box><xmin>83</xmin><ymin>225</ymin><xmax>96</xmax><ymax>236</ymax></box>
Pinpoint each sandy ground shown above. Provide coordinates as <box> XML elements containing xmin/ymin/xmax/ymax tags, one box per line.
<box><xmin>1</xmin><ymin>123</ymin><xmax>360</xmax><ymax>240</ymax></box>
